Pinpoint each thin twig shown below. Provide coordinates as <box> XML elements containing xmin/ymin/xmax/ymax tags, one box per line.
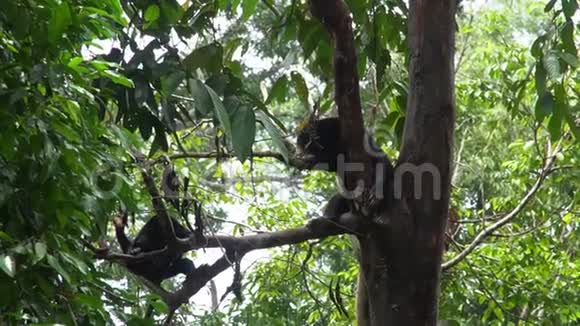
<box><xmin>166</xmin><ymin>150</ymin><xmax>310</xmax><ymax>169</ymax></box>
<box><xmin>442</xmin><ymin>142</ymin><xmax>562</xmax><ymax>270</ymax></box>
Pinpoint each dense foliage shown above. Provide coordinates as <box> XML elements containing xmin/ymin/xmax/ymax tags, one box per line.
<box><xmin>0</xmin><ymin>0</ymin><xmax>578</xmax><ymax>325</ymax></box>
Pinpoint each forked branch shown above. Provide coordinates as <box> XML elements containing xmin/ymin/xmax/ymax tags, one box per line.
<box><xmin>309</xmin><ymin>0</ymin><xmax>372</xmax><ymax>189</ymax></box>
<box><xmin>88</xmin><ymin>155</ymin><xmax>363</xmax><ymax>320</ymax></box>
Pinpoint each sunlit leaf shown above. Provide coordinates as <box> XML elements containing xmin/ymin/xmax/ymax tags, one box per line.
<box><xmin>102</xmin><ymin>70</ymin><xmax>134</xmax><ymax>88</ymax></box>
<box><xmin>543</xmin><ymin>52</ymin><xmax>561</xmax><ymax>80</ymax></box>
<box><xmin>144</xmin><ymin>4</ymin><xmax>161</xmax><ymax>22</ymax></box>
<box><xmin>256</xmin><ymin>111</ymin><xmax>289</xmax><ymax>163</ymax></box>
<box><xmin>34</xmin><ymin>242</ymin><xmax>47</xmax><ymax>263</ymax></box>
<box><xmin>76</xmin><ymin>293</ymin><xmax>104</xmax><ymax>309</ymax></box>
<box><xmin>0</xmin><ymin>255</ymin><xmax>16</xmax><ymax>277</ymax></box>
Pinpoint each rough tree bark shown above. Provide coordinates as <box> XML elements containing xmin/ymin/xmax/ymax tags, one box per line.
<box><xmin>365</xmin><ymin>1</ymin><xmax>455</xmax><ymax>324</ymax></box>
<box><xmin>94</xmin><ymin>1</ymin><xmax>455</xmax><ymax>324</ymax></box>
<box><xmin>311</xmin><ymin>0</ymin><xmax>456</xmax><ymax>325</ymax></box>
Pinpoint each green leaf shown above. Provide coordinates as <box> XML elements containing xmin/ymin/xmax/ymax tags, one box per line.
<box><xmin>301</xmin><ymin>24</ymin><xmax>325</xmax><ymax>59</ymax></box>
<box><xmin>83</xmin><ymin>6</ymin><xmax>128</xmax><ymax>27</ymax></box>
<box><xmin>543</xmin><ymin>52</ymin><xmax>561</xmax><ymax>80</ymax></box>
<box><xmin>76</xmin><ymin>293</ymin><xmax>104</xmax><ymax>309</ymax></box>
<box><xmin>291</xmin><ymin>71</ymin><xmax>309</xmax><ymax>109</ymax></box>
<box><xmin>47</xmin><ymin>255</ymin><xmax>71</xmax><ymax>283</ymax></box>
<box><xmin>160</xmin><ymin>0</ymin><xmax>184</xmax><ymax>24</ymax></box>
<box><xmin>67</xmin><ymin>57</ymin><xmax>84</xmax><ymax>69</ymax></box>
<box><xmin>231</xmin><ymin>106</ymin><xmax>256</xmax><ymax>162</ymax></box>
<box><xmin>242</xmin><ymin>0</ymin><xmax>259</xmax><ymax>21</ymax></box>
<box><xmin>0</xmin><ymin>231</ymin><xmax>12</xmax><ymax>242</ymax></box>
<box><xmin>0</xmin><ymin>255</ymin><xmax>16</xmax><ymax>277</ymax></box>
<box><xmin>207</xmin><ymin>86</ymin><xmax>233</xmax><ymax>142</ymax></box>
<box><xmin>190</xmin><ymin>79</ymin><xmax>212</xmax><ymax>115</ymax></box>
<box><xmin>385</xmin><ymin>111</ymin><xmax>401</xmax><ymax>129</ymax></box>
<box><xmin>534</xmin><ymin>61</ymin><xmax>547</xmax><ymax>95</ymax></box>
<box><xmin>127</xmin><ymin>317</ymin><xmax>156</xmax><ymax>326</ymax></box>
<box><xmin>190</xmin><ymin>79</ymin><xmax>232</xmax><ymax>140</ymax></box>
<box><xmin>531</xmin><ymin>36</ymin><xmax>545</xmax><ymax>58</ymax></box>
<box><xmin>560</xmin><ymin>22</ymin><xmax>576</xmax><ymax>55</ymax></box>
<box><xmin>48</xmin><ymin>1</ymin><xmax>72</xmax><ymax>44</ymax></box>
<box><xmin>149</xmin><ymin>128</ymin><xmax>169</xmax><ymax>156</ymax></box>
<box><xmin>34</xmin><ymin>242</ymin><xmax>47</xmax><ymax>263</ymax></box>
<box><xmin>563</xmin><ymin>105</ymin><xmax>580</xmax><ymax>139</ymax></box>
<box><xmin>144</xmin><ymin>5</ymin><xmax>161</xmax><ymax>22</ymax></box>
<box><xmin>150</xmin><ymin>299</ymin><xmax>169</xmax><ymax>313</ymax></box>
<box><xmin>493</xmin><ymin>307</ymin><xmax>505</xmax><ymax>320</ymax></box>
<box><xmin>394</xmin><ymin>116</ymin><xmax>405</xmax><ymax>146</ymax></box>
<box><xmin>562</xmin><ymin>0</ymin><xmax>578</xmax><ymax>18</ymax></box>
<box><xmin>183</xmin><ymin>43</ymin><xmax>224</xmax><ymax>74</ymax></box>
<box><xmin>218</xmin><ymin>0</ymin><xmax>229</xmax><ymax>10</ymax></box>
<box><xmin>103</xmin><ymin>70</ymin><xmax>134</xmax><ymax>88</ymax></box>
<box><xmin>346</xmin><ymin>0</ymin><xmax>367</xmax><ymax>21</ymax></box>
<box><xmin>90</xmin><ymin>60</ymin><xmax>117</xmax><ymax>71</ymax></box>
<box><xmin>256</xmin><ymin>111</ymin><xmax>289</xmax><ymax>163</ymax></box>
<box><xmin>161</xmin><ymin>71</ymin><xmax>185</xmax><ymax>95</ymax></box>
<box><xmin>544</xmin><ymin>0</ymin><xmax>557</xmax><ymax>11</ymax></box>
<box><xmin>535</xmin><ymin>91</ymin><xmax>554</xmax><ymax>122</ymax></box>
<box><xmin>358</xmin><ymin>52</ymin><xmax>368</xmax><ymax>78</ymax></box>
<box><xmin>206</xmin><ymin>73</ymin><xmax>229</xmax><ymax>96</ymax></box>
<box><xmin>61</xmin><ymin>252</ymin><xmax>89</xmax><ymax>274</ymax></box>
<box><xmin>557</xmin><ymin>52</ymin><xmax>579</xmax><ymax>68</ymax></box>
<box><xmin>548</xmin><ymin>85</ymin><xmax>566</xmax><ymax>140</ymax></box>
<box><xmin>266</xmin><ymin>75</ymin><xmax>288</xmax><ymax>104</ymax></box>
<box><xmin>231</xmin><ymin>0</ymin><xmax>242</xmax><ymax>12</ymax></box>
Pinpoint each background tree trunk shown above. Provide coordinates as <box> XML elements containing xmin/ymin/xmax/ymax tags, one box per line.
<box><xmin>359</xmin><ymin>0</ymin><xmax>456</xmax><ymax>324</ymax></box>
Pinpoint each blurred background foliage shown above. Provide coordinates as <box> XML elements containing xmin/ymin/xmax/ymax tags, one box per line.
<box><xmin>0</xmin><ymin>0</ymin><xmax>578</xmax><ymax>325</ymax></box>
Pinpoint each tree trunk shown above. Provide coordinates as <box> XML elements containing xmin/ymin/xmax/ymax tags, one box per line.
<box><xmin>309</xmin><ymin>0</ymin><xmax>455</xmax><ymax>323</ymax></box>
<box><xmin>360</xmin><ymin>0</ymin><xmax>456</xmax><ymax>324</ymax></box>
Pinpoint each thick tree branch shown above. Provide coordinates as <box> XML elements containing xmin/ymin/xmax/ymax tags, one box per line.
<box><xmin>355</xmin><ymin>1</ymin><xmax>456</xmax><ymax>324</ymax></box>
<box><xmin>166</xmin><ymin>214</ymin><xmax>359</xmax><ymax>309</ymax></box>
<box><xmin>90</xmin><ymin>212</ymin><xmax>362</xmax><ymax>313</ymax></box>
<box><xmin>93</xmin><ymin>214</ymin><xmax>357</xmax><ymax>264</ymax></box>
<box><xmin>167</xmin><ymin>254</ymin><xmax>235</xmax><ymax>309</ymax></box>
<box><xmin>442</xmin><ymin>143</ymin><xmax>561</xmax><ymax>270</ymax></box>
<box><xmin>309</xmin><ymin>0</ymin><xmax>372</xmax><ymax>189</ymax></box>
<box><xmin>178</xmin><ymin>212</ymin><xmax>362</xmax><ymax>253</ymax></box>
